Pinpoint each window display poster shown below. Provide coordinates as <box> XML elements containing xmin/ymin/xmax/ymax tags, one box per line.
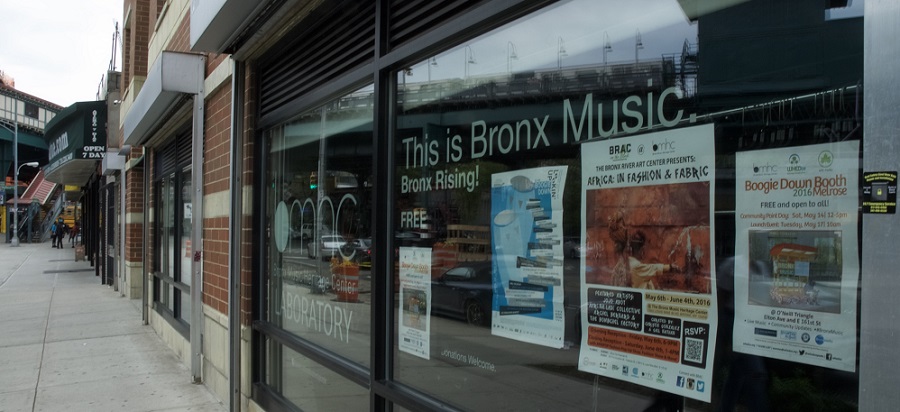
<box><xmin>733</xmin><ymin>141</ymin><xmax>859</xmax><ymax>372</ymax></box>
<box><xmin>490</xmin><ymin>166</ymin><xmax>568</xmax><ymax>349</ymax></box>
<box><xmin>578</xmin><ymin>124</ymin><xmax>717</xmax><ymax>402</ymax></box>
<box><xmin>399</xmin><ymin>247</ymin><xmax>432</xmax><ymax>359</ymax></box>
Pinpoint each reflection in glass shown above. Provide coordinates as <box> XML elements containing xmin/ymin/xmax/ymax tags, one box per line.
<box><xmin>162</xmin><ymin>174</ymin><xmax>176</xmax><ymax>313</ymax></box>
<box><xmin>265</xmin><ymin>85</ymin><xmax>375</xmax><ymax>371</ymax></box>
<box><xmin>391</xmin><ymin>0</ymin><xmax>862</xmax><ymax>410</ymax></box>
<box><xmin>181</xmin><ymin>169</ymin><xmax>192</xmax><ymax>325</ymax></box>
<box><xmin>266</xmin><ymin>341</ymin><xmax>368</xmax><ymax>411</ymax></box>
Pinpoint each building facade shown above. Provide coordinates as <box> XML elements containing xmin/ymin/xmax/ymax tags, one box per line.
<box><xmin>114</xmin><ymin>0</ymin><xmax>900</xmax><ymax>411</ymax></box>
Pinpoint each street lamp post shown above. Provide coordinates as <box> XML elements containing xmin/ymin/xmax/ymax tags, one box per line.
<box><xmin>11</xmin><ymin>162</ymin><xmax>39</xmax><ymax>247</ymax></box>
<box><xmin>464</xmin><ymin>45</ymin><xmax>476</xmax><ymax>80</ymax></box>
<box><xmin>557</xmin><ymin>36</ymin><xmax>567</xmax><ymax>72</ymax></box>
<box><xmin>507</xmin><ymin>41</ymin><xmax>518</xmax><ymax>75</ymax></box>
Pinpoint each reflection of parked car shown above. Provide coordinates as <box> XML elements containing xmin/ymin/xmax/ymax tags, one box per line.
<box><xmin>293</xmin><ymin>223</ymin><xmax>329</xmax><ymax>240</ymax></box>
<box><xmin>308</xmin><ymin>235</ymin><xmax>346</xmax><ymax>260</ymax></box>
<box><xmin>432</xmin><ymin>261</ymin><xmax>493</xmax><ymax>326</ymax></box>
<box><xmin>299</xmin><ymin>223</ymin><xmax>314</xmax><ymax>240</ymax></box>
<box><xmin>341</xmin><ymin>238</ymin><xmax>372</xmax><ymax>268</ymax></box>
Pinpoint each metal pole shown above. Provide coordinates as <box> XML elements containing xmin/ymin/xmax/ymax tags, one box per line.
<box><xmin>11</xmin><ymin>95</ymin><xmax>19</xmax><ymax>247</ymax></box>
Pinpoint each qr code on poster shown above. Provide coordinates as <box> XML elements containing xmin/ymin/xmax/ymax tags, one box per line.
<box><xmin>684</xmin><ymin>337</ymin><xmax>705</xmax><ymax>363</ymax></box>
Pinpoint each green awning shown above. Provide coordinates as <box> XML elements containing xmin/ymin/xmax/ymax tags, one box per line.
<box><xmin>43</xmin><ymin>101</ymin><xmax>107</xmax><ymax>185</ymax></box>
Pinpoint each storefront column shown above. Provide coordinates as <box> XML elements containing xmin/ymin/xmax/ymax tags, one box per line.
<box><xmin>859</xmin><ymin>0</ymin><xmax>900</xmax><ymax>408</ymax></box>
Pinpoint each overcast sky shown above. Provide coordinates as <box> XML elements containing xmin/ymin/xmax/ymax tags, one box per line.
<box><xmin>0</xmin><ymin>0</ymin><xmax>122</xmax><ymax>107</ymax></box>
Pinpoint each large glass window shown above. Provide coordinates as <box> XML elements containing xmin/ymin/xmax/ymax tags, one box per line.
<box><xmin>265</xmin><ymin>340</ymin><xmax>369</xmax><ymax>410</ymax></box>
<box><xmin>391</xmin><ymin>0</ymin><xmax>863</xmax><ymax>411</ymax></box>
<box><xmin>154</xmin><ymin>165</ymin><xmax>192</xmax><ymax>329</ymax></box>
<box><xmin>262</xmin><ymin>86</ymin><xmax>374</xmax><ymax>398</ymax></box>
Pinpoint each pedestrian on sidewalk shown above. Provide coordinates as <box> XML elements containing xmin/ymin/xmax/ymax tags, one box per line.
<box><xmin>70</xmin><ymin>220</ymin><xmax>80</xmax><ymax>247</ymax></box>
<box><xmin>50</xmin><ymin>219</ymin><xmax>59</xmax><ymax>248</ymax></box>
<box><xmin>56</xmin><ymin>220</ymin><xmax>68</xmax><ymax>248</ymax></box>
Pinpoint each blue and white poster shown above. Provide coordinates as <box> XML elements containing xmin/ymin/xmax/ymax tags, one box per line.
<box><xmin>490</xmin><ymin>166</ymin><xmax>568</xmax><ymax>348</ymax></box>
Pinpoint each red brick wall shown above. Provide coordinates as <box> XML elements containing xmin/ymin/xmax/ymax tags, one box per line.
<box><xmin>207</xmin><ymin>54</ymin><xmax>229</xmax><ymax>76</ymax></box>
<box><xmin>201</xmin><ymin>86</ymin><xmax>232</xmax><ymax>314</ymax></box>
<box><xmin>123</xmin><ymin>0</ymin><xmax>150</xmax><ymax>92</ymax></box>
<box><xmin>168</xmin><ymin>14</ymin><xmax>191</xmax><ymax>53</ymax></box>
<box><xmin>125</xmin><ymin>147</ymin><xmax>145</xmax><ymax>263</ymax></box>
<box><xmin>205</xmin><ymin>87</ymin><xmax>232</xmax><ymax>194</ymax></box>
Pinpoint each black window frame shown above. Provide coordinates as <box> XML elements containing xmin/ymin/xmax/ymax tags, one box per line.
<box><xmin>152</xmin><ymin>139</ymin><xmax>193</xmax><ymax>338</ymax></box>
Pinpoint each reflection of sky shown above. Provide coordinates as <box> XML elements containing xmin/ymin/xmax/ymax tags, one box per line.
<box><xmin>403</xmin><ymin>0</ymin><xmax>865</xmax><ymax>83</ymax></box>
<box><xmin>406</xmin><ymin>0</ymin><xmax>698</xmax><ymax>82</ymax></box>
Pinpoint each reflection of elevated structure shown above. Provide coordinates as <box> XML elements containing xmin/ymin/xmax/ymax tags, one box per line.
<box><xmin>399</xmin><ymin>57</ymin><xmax>687</xmax><ymax>111</ymax></box>
<box><xmin>664</xmin><ymin>40</ymin><xmax>699</xmax><ymax>98</ymax></box>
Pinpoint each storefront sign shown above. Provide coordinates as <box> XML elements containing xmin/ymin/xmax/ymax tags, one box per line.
<box><xmin>490</xmin><ymin>166</ymin><xmax>568</xmax><ymax>349</ymax></box>
<box><xmin>399</xmin><ymin>247</ymin><xmax>432</xmax><ymax>359</ymax></box>
<box><xmin>733</xmin><ymin>141</ymin><xmax>859</xmax><ymax>372</ymax></box>
<box><xmin>578</xmin><ymin>124</ymin><xmax>717</xmax><ymax>402</ymax></box>
<box><xmin>43</xmin><ymin>100</ymin><xmax>108</xmax><ymax>183</ymax></box>
<box><xmin>273</xmin><ymin>275</ymin><xmax>355</xmax><ymax>344</ymax></box>
<box><xmin>397</xmin><ymin>88</ymin><xmax>698</xmax><ymax>196</ymax></box>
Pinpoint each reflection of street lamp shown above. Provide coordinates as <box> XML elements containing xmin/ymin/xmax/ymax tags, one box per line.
<box><xmin>507</xmin><ymin>41</ymin><xmax>518</xmax><ymax>74</ymax></box>
<box><xmin>603</xmin><ymin>31</ymin><xmax>612</xmax><ymax>66</ymax></box>
<box><xmin>464</xmin><ymin>45</ymin><xmax>476</xmax><ymax>79</ymax></box>
<box><xmin>557</xmin><ymin>36</ymin><xmax>567</xmax><ymax>72</ymax></box>
<box><xmin>11</xmin><ymin>162</ymin><xmax>39</xmax><ymax>247</ymax></box>
<box><xmin>635</xmin><ymin>29</ymin><xmax>643</xmax><ymax>63</ymax></box>
<box><xmin>427</xmin><ymin>57</ymin><xmax>437</xmax><ymax>82</ymax></box>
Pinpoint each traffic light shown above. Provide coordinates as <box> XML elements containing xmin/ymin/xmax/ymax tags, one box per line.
<box><xmin>309</xmin><ymin>172</ymin><xmax>318</xmax><ymax>189</ymax></box>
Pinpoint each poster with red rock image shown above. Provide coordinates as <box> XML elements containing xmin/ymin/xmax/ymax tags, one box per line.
<box><xmin>578</xmin><ymin>124</ymin><xmax>717</xmax><ymax>402</ymax></box>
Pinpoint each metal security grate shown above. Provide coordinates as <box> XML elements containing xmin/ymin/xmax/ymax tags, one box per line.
<box><xmin>259</xmin><ymin>1</ymin><xmax>376</xmax><ymax>119</ymax></box>
<box><xmin>387</xmin><ymin>0</ymin><xmax>484</xmax><ymax>50</ymax></box>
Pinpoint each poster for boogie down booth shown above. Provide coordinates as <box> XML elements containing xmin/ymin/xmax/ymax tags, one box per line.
<box><xmin>577</xmin><ymin>124</ymin><xmax>717</xmax><ymax>402</ymax></box>
<box><xmin>733</xmin><ymin>141</ymin><xmax>859</xmax><ymax>372</ymax></box>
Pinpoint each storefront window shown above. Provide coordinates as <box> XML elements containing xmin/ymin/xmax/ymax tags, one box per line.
<box><xmin>392</xmin><ymin>0</ymin><xmax>862</xmax><ymax>410</ymax></box>
<box><xmin>264</xmin><ymin>340</ymin><xmax>369</xmax><ymax>410</ymax></box>
<box><xmin>160</xmin><ymin>173</ymin><xmax>175</xmax><ymax>312</ymax></box>
<box><xmin>181</xmin><ymin>167</ymin><xmax>192</xmax><ymax>325</ymax></box>
<box><xmin>264</xmin><ymin>85</ymin><xmax>375</xmax><ymax>389</ymax></box>
<box><xmin>154</xmin><ymin>164</ymin><xmax>192</xmax><ymax>328</ymax></box>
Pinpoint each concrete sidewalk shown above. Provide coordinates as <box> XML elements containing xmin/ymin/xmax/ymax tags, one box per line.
<box><xmin>0</xmin><ymin>242</ymin><xmax>225</xmax><ymax>412</ymax></box>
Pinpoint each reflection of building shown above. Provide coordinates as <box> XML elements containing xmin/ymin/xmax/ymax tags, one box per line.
<box><xmin>400</xmin><ymin>58</ymin><xmax>683</xmax><ymax>109</ymax></box>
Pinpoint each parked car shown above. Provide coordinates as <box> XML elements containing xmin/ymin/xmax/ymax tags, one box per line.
<box><xmin>307</xmin><ymin>234</ymin><xmax>346</xmax><ymax>261</ymax></box>
<box><xmin>341</xmin><ymin>238</ymin><xmax>372</xmax><ymax>268</ymax></box>
<box><xmin>431</xmin><ymin>261</ymin><xmax>493</xmax><ymax>326</ymax></box>
<box><xmin>293</xmin><ymin>223</ymin><xmax>330</xmax><ymax>240</ymax></box>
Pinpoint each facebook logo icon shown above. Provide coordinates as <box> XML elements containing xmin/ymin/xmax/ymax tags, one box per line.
<box><xmin>676</xmin><ymin>376</ymin><xmax>685</xmax><ymax>387</ymax></box>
